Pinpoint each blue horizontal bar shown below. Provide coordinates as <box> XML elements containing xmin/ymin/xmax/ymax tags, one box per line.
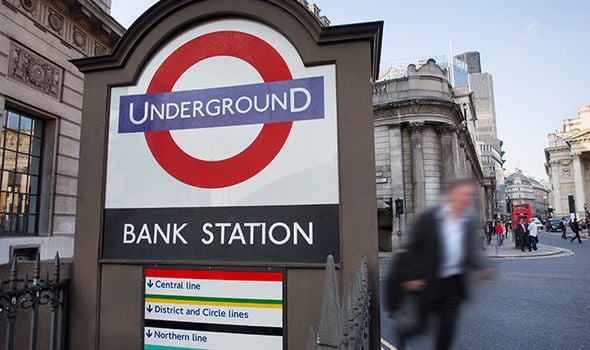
<box><xmin>144</xmin><ymin>344</ymin><xmax>207</xmax><ymax>350</ymax></box>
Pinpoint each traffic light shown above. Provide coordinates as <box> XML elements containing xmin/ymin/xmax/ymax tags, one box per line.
<box><xmin>384</xmin><ymin>197</ymin><xmax>393</xmax><ymax>216</ymax></box>
<box><xmin>395</xmin><ymin>198</ymin><xmax>404</xmax><ymax>215</ymax></box>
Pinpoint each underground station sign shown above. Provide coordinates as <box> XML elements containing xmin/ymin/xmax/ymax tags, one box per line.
<box><xmin>103</xmin><ymin>19</ymin><xmax>340</xmax><ymax>264</ymax></box>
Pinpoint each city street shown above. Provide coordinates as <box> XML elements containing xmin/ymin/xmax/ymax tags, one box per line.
<box><xmin>379</xmin><ymin>231</ymin><xmax>590</xmax><ymax>350</ymax></box>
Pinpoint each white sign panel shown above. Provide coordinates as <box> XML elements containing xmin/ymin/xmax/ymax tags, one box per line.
<box><xmin>102</xmin><ymin>19</ymin><xmax>341</xmax><ymax>264</ymax></box>
<box><xmin>106</xmin><ymin>19</ymin><xmax>338</xmax><ymax>209</ymax></box>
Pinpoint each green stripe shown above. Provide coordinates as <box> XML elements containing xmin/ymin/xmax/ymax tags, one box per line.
<box><xmin>145</xmin><ymin>294</ymin><xmax>282</xmax><ymax>305</ymax></box>
<box><xmin>145</xmin><ymin>345</ymin><xmax>207</xmax><ymax>350</ymax></box>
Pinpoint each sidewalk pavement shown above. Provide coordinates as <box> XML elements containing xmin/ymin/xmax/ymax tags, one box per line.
<box><xmin>378</xmin><ymin>235</ymin><xmax>572</xmax><ymax>259</ymax></box>
<box><xmin>480</xmin><ymin>237</ymin><xmax>569</xmax><ymax>258</ymax></box>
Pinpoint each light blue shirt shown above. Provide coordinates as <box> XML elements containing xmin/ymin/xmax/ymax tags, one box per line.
<box><xmin>438</xmin><ymin>205</ymin><xmax>468</xmax><ymax>278</ymax></box>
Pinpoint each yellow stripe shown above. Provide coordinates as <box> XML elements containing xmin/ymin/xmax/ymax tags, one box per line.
<box><xmin>381</xmin><ymin>338</ymin><xmax>397</xmax><ymax>350</ymax></box>
<box><xmin>145</xmin><ymin>297</ymin><xmax>283</xmax><ymax>309</ymax></box>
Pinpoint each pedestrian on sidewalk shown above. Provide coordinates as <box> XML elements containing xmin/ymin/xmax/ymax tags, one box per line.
<box><xmin>384</xmin><ymin>178</ymin><xmax>494</xmax><ymax>350</ymax></box>
<box><xmin>504</xmin><ymin>220</ymin><xmax>510</xmax><ymax>240</ymax></box>
<box><xmin>494</xmin><ymin>220</ymin><xmax>504</xmax><ymax>247</ymax></box>
<box><xmin>527</xmin><ymin>218</ymin><xmax>538</xmax><ymax>251</ymax></box>
<box><xmin>486</xmin><ymin>219</ymin><xmax>493</xmax><ymax>245</ymax></box>
<box><xmin>560</xmin><ymin>217</ymin><xmax>568</xmax><ymax>239</ymax></box>
<box><xmin>515</xmin><ymin>218</ymin><xmax>530</xmax><ymax>252</ymax></box>
<box><xmin>570</xmin><ymin>217</ymin><xmax>583</xmax><ymax>244</ymax></box>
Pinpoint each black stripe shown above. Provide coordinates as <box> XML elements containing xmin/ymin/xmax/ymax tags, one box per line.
<box><xmin>144</xmin><ymin>319</ymin><xmax>283</xmax><ymax>337</ymax></box>
<box><xmin>103</xmin><ymin>205</ymin><xmax>340</xmax><ymax>264</ymax></box>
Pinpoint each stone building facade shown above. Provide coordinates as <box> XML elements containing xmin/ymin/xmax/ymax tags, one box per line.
<box><xmin>373</xmin><ymin>59</ymin><xmax>487</xmax><ymax>249</ymax></box>
<box><xmin>0</xmin><ymin>0</ymin><xmax>123</xmax><ymax>264</ymax></box>
<box><xmin>504</xmin><ymin>169</ymin><xmax>549</xmax><ymax>218</ymax></box>
<box><xmin>531</xmin><ymin>178</ymin><xmax>550</xmax><ymax>217</ymax></box>
<box><xmin>545</xmin><ymin>105</ymin><xmax>590</xmax><ymax>219</ymax></box>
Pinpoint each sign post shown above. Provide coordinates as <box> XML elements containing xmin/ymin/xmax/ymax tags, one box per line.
<box><xmin>71</xmin><ymin>1</ymin><xmax>382</xmax><ymax>349</ymax></box>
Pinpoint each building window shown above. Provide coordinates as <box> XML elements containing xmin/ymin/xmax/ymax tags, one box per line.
<box><xmin>0</xmin><ymin>109</ymin><xmax>44</xmax><ymax>235</ymax></box>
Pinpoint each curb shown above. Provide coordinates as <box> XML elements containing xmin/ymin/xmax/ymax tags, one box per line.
<box><xmin>486</xmin><ymin>247</ymin><xmax>571</xmax><ymax>259</ymax></box>
<box><xmin>379</xmin><ymin>245</ymin><xmax>571</xmax><ymax>260</ymax></box>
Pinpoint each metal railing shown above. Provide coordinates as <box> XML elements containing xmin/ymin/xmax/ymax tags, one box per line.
<box><xmin>0</xmin><ymin>253</ymin><xmax>68</xmax><ymax>350</ymax></box>
<box><xmin>308</xmin><ymin>255</ymin><xmax>371</xmax><ymax>350</ymax></box>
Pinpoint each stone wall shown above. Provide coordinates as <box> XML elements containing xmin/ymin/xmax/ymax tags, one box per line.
<box><xmin>0</xmin><ymin>0</ymin><xmax>123</xmax><ymax>264</ymax></box>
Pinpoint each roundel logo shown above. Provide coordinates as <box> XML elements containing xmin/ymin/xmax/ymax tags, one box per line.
<box><xmin>117</xmin><ymin>31</ymin><xmax>326</xmax><ymax>189</ymax></box>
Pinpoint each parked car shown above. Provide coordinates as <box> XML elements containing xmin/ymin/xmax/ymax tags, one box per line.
<box><xmin>532</xmin><ymin>217</ymin><xmax>543</xmax><ymax>230</ymax></box>
<box><xmin>548</xmin><ymin>219</ymin><xmax>563</xmax><ymax>232</ymax></box>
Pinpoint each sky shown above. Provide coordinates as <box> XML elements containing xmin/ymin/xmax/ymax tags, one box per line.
<box><xmin>110</xmin><ymin>0</ymin><xmax>590</xmax><ymax>180</ymax></box>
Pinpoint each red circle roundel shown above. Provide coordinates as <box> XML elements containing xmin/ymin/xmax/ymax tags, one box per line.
<box><xmin>144</xmin><ymin>31</ymin><xmax>293</xmax><ymax>188</ymax></box>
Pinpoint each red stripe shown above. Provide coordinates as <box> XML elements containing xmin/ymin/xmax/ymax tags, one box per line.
<box><xmin>145</xmin><ymin>268</ymin><xmax>283</xmax><ymax>282</ymax></box>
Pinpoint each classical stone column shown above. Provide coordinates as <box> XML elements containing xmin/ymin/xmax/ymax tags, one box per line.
<box><xmin>389</xmin><ymin>126</ymin><xmax>404</xmax><ymax>199</ymax></box>
<box><xmin>437</xmin><ymin>123</ymin><xmax>457</xmax><ymax>181</ymax></box>
<box><xmin>549</xmin><ymin>160</ymin><xmax>562</xmax><ymax>214</ymax></box>
<box><xmin>389</xmin><ymin>126</ymin><xmax>405</xmax><ymax>247</ymax></box>
<box><xmin>456</xmin><ymin>134</ymin><xmax>467</xmax><ymax>177</ymax></box>
<box><xmin>572</xmin><ymin>152</ymin><xmax>585</xmax><ymax>216</ymax></box>
<box><xmin>409</xmin><ymin>121</ymin><xmax>425</xmax><ymax>211</ymax></box>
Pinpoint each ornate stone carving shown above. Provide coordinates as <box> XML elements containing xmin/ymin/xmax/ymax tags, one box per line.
<box><xmin>50</xmin><ymin>0</ymin><xmax>68</xmax><ymax>13</ymax></box>
<box><xmin>398</xmin><ymin>104</ymin><xmax>453</xmax><ymax>117</ymax></box>
<box><xmin>73</xmin><ymin>29</ymin><xmax>87</xmax><ymax>49</ymax></box>
<box><xmin>408</xmin><ymin>121</ymin><xmax>424</xmax><ymax>134</ymax></box>
<box><xmin>436</xmin><ymin>123</ymin><xmax>456</xmax><ymax>135</ymax></box>
<box><xmin>94</xmin><ymin>44</ymin><xmax>107</xmax><ymax>56</ymax></box>
<box><xmin>20</xmin><ymin>0</ymin><xmax>36</xmax><ymax>12</ymax></box>
<box><xmin>373</xmin><ymin>83</ymin><xmax>387</xmax><ymax>95</ymax></box>
<box><xmin>562</xmin><ymin>166</ymin><xmax>570</xmax><ymax>177</ymax></box>
<box><xmin>8</xmin><ymin>43</ymin><xmax>63</xmax><ymax>99</ymax></box>
<box><xmin>48</xmin><ymin>11</ymin><xmax>63</xmax><ymax>32</ymax></box>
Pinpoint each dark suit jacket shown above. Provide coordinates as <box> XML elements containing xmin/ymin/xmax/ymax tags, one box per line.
<box><xmin>383</xmin><ymin>247</ymin><xmax>423</xmax><ymax>313</ymax></box>
<box><xmin>384</xmin><ymin>205</ymin><xmax>484</xmax><ymax>312</ymax></box>
<box><xmin>515</xmin><ymin>223</ymin><xmax>529</xmax><ymax>236</ymax></box>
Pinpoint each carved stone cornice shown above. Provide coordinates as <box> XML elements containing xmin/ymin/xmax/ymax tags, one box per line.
<box><xmin>49</xmin><ymin>0</ymin><xmax>68</xmax><ymax>13</ymax></box>
<box><xmin>3</xmin><ymin>0</ymin><xmax>123</xmax><ymax>56</ymax></box>
<box><xmin>545</xmin><ymin>146</ymin><xmax>571</xmax><ymax>153</ymax></box>
<box><xmin>398</xmin><ymin>103</ymin><xmax>451</xmax><ymax>117</ymax></box>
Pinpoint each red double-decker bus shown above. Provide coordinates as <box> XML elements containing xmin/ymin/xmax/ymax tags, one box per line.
<box><xmin>511</xmin><ymin>203</ymin><xmax>532</xmax><ymax>228</ymax></box>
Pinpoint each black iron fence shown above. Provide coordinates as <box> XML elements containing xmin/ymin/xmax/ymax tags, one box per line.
<box><xmin>0</xmin><ymin>253</ymin><xmax>68</xmax><ymax>350</ymax></box>
<box><xmin>308</xmin><ymin>255</ymin><xmax>371</xmax><ymax>350</ymax></box>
